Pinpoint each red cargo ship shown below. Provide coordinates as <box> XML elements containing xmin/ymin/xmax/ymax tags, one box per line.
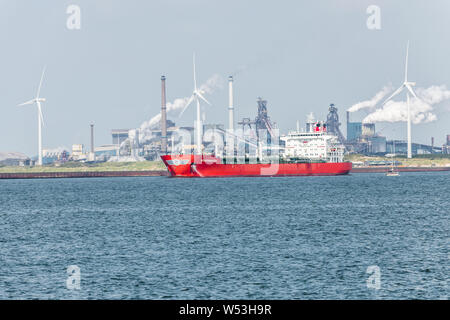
<box><xmin>161</xmin><ymin>154</ymin><xmax>352</xmax><ymax>177</ymax></box>
<box><xmin>161</xmin><ymin>120</ymin><xmax>352</xmax><ymax>177</ymax></box>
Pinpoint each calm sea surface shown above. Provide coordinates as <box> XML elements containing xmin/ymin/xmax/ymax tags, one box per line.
<box><xmin>0</xmin><ymin>172</ymin><xmax>448</xmax><ymax>299</ymax></box>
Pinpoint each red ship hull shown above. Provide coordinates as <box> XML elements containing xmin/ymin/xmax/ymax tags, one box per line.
<box><xmin>161</xmin><ymin>155</ymin><xmax>352</xmax><ymax>177</ymax></box>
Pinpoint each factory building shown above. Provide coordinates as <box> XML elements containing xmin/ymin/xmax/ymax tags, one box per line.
<box><xmin>234</xmin><ymin>98</ymin><xmax>278</xmax><ymax>158</ymax></box>
<box><xmin>112</xmin><ymin>129</ymin><xmax>130</xmax><ymax>145</ymax></box>
<box><xmin>237</xmin><ymin>98</ymin><xmax>277</xmax><ymax>135</ymax></box>
<box><xmin>94</xmin><ymin>145</ymin><xmax>119</xmax><ymax>161</ymax></box>
<box><xmin>203</xmin><ymin>123</ymin><xmax>224</xmax><ymax>133</ymax></box>
<box><xmin>443</xmin><ymin>135</ymin><xmax>450</xmax><ymax>154</ymax></box>
<box><xmin>140</xmin><ymin>123</ymin><xmax>193</xmax><ymax>159</ymax></box>
<box><xmin>387</xmin><ymin>140</ymin><xmax>443</xmax><ymax>155</ymax></box>
<box><xmin>362</xmin><ymin>123</ymin><xmax>375</xmax><ymax>136</ymax></box>
<box><xmin>345</xmin><ymin>111</ymin><xmax>387</xmax><ymax>155</ymax></box>
<box><xmin>109</xmin><ymin>120</ymin><xmax>181</xmax><ymax>160</ymax></box>
<box><xmin>42</xmin><ymin>149</ymin><xmax>70</xmax><ymax>165</ymax></box>
<box><xmin>325</xmin><ymin>104</ymin><xmax>346</xmax><ymax>145</ymax></box>
<box><xmin>110</xmin><ymin>122</ymin><xmax>197</xmax><ymax>160</ymax></box>
<box><xmin>71</xmin><ymin>144</ymin><xmax>83</xmax><ymax>156</ymax></box>
<box><xmin>202</xmin><ymin>124</ymin><xmax>225</xmax><ymax>155</ymax></box>
<box><xmin>0</xmin><ymin>152</ymin><xmax>31</xmax><ymax>166</ymax></box>
<box><xmin>347</xmin><ymin>122</ymin><xmax>362</xmax><ymax>142</ymax></box>
<box><xmin>359</xmin><ymin>136</ymin><xmax>387</xmax><ymax>154</ymax></box>
<box><xmin>344</xmin><ymin>111</ymin><xmax>448</xmax><ymax>156</ymax></box>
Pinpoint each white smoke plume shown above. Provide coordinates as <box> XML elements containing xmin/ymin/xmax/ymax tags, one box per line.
<box><xmin>115</xmin><ymin>74</ymin><xmax>223</xmax><ymax>161</ymax></box>
<box><xmin>416</xmin><ymin>85</ymin><xmax>450</xmax><ymax>104</ymax></box>
<box><xmin>362</xmin><ymin>85</ymin><xmax>450</xmax><ymax>124</ymax></box>
<box><xmin>137</xmin><ymin>96</ymin><xmax>191</xmax><ymax>144</ymax></box>
<box><xmin>137</xmin><ymin>73</ymin><xmax>223</xmax><ymax>144</ymax></box>
<box><xmin>347</xmin><ymin>85</ymin><xmax>392</xmax><ymax>112</ymax></box>
<box><xmin>198</xmin><ymin>73</ymin><xmax>223</xmax><ymax>95</ymax></box>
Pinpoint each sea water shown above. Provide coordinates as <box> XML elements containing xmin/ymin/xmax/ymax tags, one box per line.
<box><xmin>0</xmin><ymin>172</ymin><xmax>448</xmax><ymax>299</ymax></box>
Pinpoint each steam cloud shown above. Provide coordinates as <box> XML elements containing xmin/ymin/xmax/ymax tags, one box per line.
<box><xmin>114</xmin><ymin>74</ymin><xmax>223</xmax><ymax>161</ymax></box>
<box><xmin>347</xmin><ymin>86</ymin><xmax>392</xmax><ymax>113</ymax></box>
<box><xmin>138</xmin><ymin>74</ymin><xmax>223</xmax><ymax>144</ymax></box>
<box><xmin>362</xmin><ymin>85</ymin><xmax>450</xmax><ymax>124</ymax></box>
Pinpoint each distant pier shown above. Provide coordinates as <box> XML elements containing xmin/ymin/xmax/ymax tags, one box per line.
<box><xmin>0</xmin><ymin>170</ymin><xmax>169</xmax><ymax>179</ymax></box>
<box><xmin>350</xmin><ymin>166</ymin><xmax>450</xmax><ymax>173</ymax></box>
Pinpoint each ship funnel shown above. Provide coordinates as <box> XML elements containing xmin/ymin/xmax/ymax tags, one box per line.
<box><xmin>306</xmin><ymin>112</ymin><xmax>315</xmax><ymax>133</ymax></box>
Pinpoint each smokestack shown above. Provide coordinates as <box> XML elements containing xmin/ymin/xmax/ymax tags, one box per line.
<box><xmin>228</xmin><ymin>76</ymin><xmax>234</xmax><ymax>131</ymax></box>
<box><xmin>431</xmin><ymin>137</ymin><xmax>434</xmax><ymax>149</ymax></box>
<box><xmin>161</xmin><ymin>75</ymin><xmax>167</xmax><ymax>154</ymax></box>
<box><xmin>306</xmin><ymin>112</ymin><xmax>315</xmax><ymax>133</ymax></box>
<box><xmin>90</xmin><ymin>124</ymin><xmax>94</xmax><ymax>153</ymax></box>
<box><xmin>346</xmin><ymin>111</ymin><xmax>350</xmax><ymax>125</ymax></box>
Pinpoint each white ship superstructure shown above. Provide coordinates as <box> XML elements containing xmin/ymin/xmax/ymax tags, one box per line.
<box><xmin>281</xmin><ymin>122</ymin><xmax>345</xmax><ymax>163</ymax></box>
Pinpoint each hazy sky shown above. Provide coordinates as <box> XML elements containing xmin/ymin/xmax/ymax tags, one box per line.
<box><xmin>1</xmin><ymin>0</ymin><xmax>449</xmax><ymax>156</ymax></box>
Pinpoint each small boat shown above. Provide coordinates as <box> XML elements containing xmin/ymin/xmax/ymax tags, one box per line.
<box><xmin>386</xmin><ymin>168</ymin><xmax>400</xmax><ymax>176</ymax></box>
<box><xmin>386</xmin><ymin>141</ymin><xmax>400</xmax><ymax>176</ymax></box>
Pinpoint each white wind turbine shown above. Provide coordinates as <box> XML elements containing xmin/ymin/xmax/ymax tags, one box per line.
<box><xmin>381</xmin><ymin>41</ymin><xmax>418</xmax><ymax>159</ymax></box>
<box><xmin>179</xmin><ymin>53</ymin><xmax>211</xmax><ymax>154</ymax></box>
<box><xmin>18</xmin><ymin>66</ymin><xmax>47</xmax><ymax>165</ymax></box>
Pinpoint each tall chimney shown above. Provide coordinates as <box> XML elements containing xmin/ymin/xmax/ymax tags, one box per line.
<box><xmin>228</xmin><ymin>76</ymin><xmax>234</xmax><ymax>131</ymax></box>
<box><xmin>90</xmin><ymin>124</ymin><xmax>94</xmax><ymax>153</ymax></box>
<box><xmin>346</xmin><ymin>111</ymin><xmax>350</xmax><ymax>125</ymax></box>
<box><xmin>161</xmin><ymin>75</ymin><xmax>167</xmax><ymax>154</ymax></box>
<box><xmin>431</xmin><ymin>137</ymin><xmax>434</xmax><ymax>149</ymax></box>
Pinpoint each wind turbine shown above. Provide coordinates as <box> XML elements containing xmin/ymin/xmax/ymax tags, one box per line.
<box><xmin>381</xmin><ymin>41</ymin><xmax>418</xmax><ymax>159</ymax></box>
<box><xmin>18</xmin><ymin>66</ymin><xmax>46</xmax><ymax>165</ymax></box>
<box><xmin>179</xmin><ymin>53</ymin><xmax>211</xmax><ymax>154</ymax></box>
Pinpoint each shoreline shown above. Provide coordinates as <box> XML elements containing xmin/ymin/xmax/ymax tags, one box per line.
<box><xmin>0</xmin><ymin>166</ymin><xmax>449</xmax><ymax>179</ymax></box>
<box><xmin>0</xmin><ymin>170</ymin><xmax>169</xmax><ymax>179</ymax></box>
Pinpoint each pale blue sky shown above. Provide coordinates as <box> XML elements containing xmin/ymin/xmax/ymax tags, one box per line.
<box><xmin>1</xmin><ymin>0</ymin><xmax>449</xmax><ymax>156</ymax></box>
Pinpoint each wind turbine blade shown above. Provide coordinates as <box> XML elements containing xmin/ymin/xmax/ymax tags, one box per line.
<box><xmin>405</xmin><ymin>84</ymin><xmax>418</xmax><ymax>99</ymax></box>
<box><xmin>179</xmin><ymin>95</ymin><xmax>195</xmax><ymax>117</ymax></box>
<box><xmin>382</xmin><ymin>84</ymin><xmax>405</xmax><ymax>105</ymax></box>
<box><xmin>37</xmin><ymin>65</ymin><xmax>46</xmax><ymax>98</ymax></box>
<box><xmin>196</xmin><ymin>91</ymin><xmax>211</xmax><ymax>105</ymax></box>
<box><xmin>18</xmin><ymin>99</ymin><xmax>35</xmax><ymax>106</ymax></box>
<box><xmin>404</xmin><ymin>41</ymin><xmax>409</xmax><ymax>82</ymax></box>
<box><xmin>193</xmin><ymin>53</ymin><xmax>197</xmax><ymax>91</ymax></box>
<box><xmin>37</xmin><ymin>102</ymin><xmax>45</xmax><ymax>127</ymax></box>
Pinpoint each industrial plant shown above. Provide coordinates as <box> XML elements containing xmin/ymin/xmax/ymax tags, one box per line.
<box><xmin>4</xmin><ymin>45</ymin><xmax>450</xmax><ymax>168</ymax></box>
<box><xmin>54</xmin><ymin>81</ymin><xmax>449</xmax><ymax>166</ymax></box>
<box><xmin>4</xmin><ymin>76</ymin><xmax>449</xmax><ymax>168</ymax></box>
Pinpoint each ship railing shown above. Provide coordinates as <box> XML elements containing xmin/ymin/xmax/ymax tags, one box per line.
<box><xmin>281</xmin><ymin>157</ymin><xmax>327</xmax><ymax>164</ymax></box>
<box><xmin>222</xmin><ymin>155</ymin><xmax>280</xmax><ymax>165</ymax></box>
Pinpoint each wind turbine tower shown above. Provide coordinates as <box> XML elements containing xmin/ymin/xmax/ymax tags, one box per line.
<box><xmin>381</xmin><ymin>41</ymin><xmax>418</xmax><ymax>159</ymax></box>
<box><xmin>18</xmin><ymin>66</ymin><xmax>47</xmax><ymax>166</ymax></box>
<box><xmin>179</xmin><ymin>54</ymin><xmax>211</xmax><ymax>154</ymax></box>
